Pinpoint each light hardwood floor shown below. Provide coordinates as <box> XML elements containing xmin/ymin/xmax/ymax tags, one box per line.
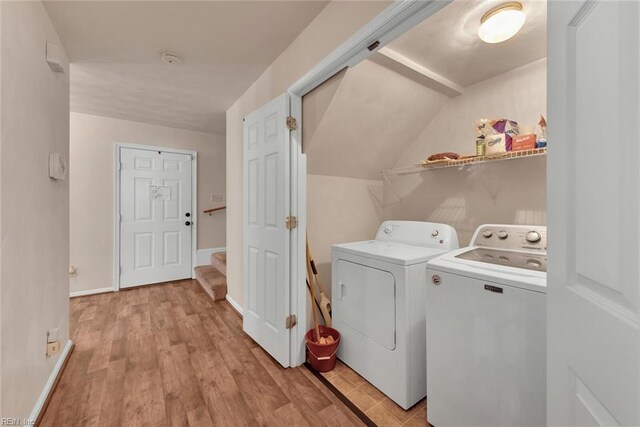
<box><xmin>40</xmin><ymin>280</ymin><xmax>364</xmax><ymax>426</ymax></box>
<box><xmin>321</xmin><ymin>362</ymin><xmax>427</xmax><ymax>426</ymax></box>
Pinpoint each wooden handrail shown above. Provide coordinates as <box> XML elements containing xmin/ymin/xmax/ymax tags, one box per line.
<box><xmin>203</xmin><ymin>206</ymin><xmax>226</xmax><ymax>215</ymax></box>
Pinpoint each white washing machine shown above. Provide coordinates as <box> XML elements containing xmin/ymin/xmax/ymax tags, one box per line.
<box><xmin>332</xmin><ymin>221</ymin><xmax>459</xmax><ymax>409</ymax></box>
<box><xmin>425</xmin><ymin>224</ymin><xmax>547</xmax><ymax>427</ymax></box>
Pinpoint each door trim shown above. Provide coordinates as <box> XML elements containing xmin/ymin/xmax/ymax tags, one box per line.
<box><xmin>288</xmin><ymin>0</ymin><xmax>451</xmax><ymax>98</ymax></box>
<box><xmin>283</xmin><ymin>0</ymin><xmax>451</xmax><ymax>367</ymax></box>
<box><xmin>113</xmin><ymin>142</ymin><xmax>198</xmax><ymax>291</ymax></box>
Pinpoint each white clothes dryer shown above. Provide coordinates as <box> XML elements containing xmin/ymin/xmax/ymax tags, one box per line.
<box><xmin>332</xmin><ymin>221</ymin><xmax>459</xmax><ymax>409</ymax></box>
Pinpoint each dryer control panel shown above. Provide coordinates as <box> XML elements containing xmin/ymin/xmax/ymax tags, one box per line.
<box><xmin>470</xmin><ymin>224</ymin><xmax>547</xmax><ymax>253</ymax></box>
<box><xmin>375</xmin><ymin>221</ymin><xmax>459</xmax><ymax>250</ymax></box>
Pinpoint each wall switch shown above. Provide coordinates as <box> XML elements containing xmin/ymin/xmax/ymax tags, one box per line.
<box><xmin>69</xmin><ymin>265</ymin><xmax>77</xmax><ymax>277</ymax></box>
<box><xmin>47</xmin><ymin>340</ymin><xmax>60</xmax><ymax>357</ymax></box>
<box><xmin>47</xmin><ymin>328</ymin><xmax>59</xmax><ymax>343</ymax></box>
<box><xmin>210</xmin><ymin>194</ymin><xmax>224</xmax><ymax>203</ymax></box>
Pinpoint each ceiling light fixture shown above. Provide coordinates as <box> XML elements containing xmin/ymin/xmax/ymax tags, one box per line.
<box><xmin>478</xmin><ymin>2</ymin><xmax>526</xmax><ymax>44</ymax></box>
<box><xmin>161</xmin><ymin>52</ymin><xmax>182</xmax><ymax>65</ymax></box>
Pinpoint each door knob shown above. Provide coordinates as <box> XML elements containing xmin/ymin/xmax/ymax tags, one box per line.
<box><xmin>185</xmin><ymin>221</ymin><xmax>192</xmax><ymax>226</ymax></box>
<box><xmin>185</xmin><ymin>213</ymin><xmax>191</xmax><ymax>217</ymax></box>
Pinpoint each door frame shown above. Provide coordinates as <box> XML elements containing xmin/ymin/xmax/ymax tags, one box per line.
<box><xmin>284</xmin><ymin>0</ymin><xmax>452</xmax><ymax>366</ymax></box>
<box><xmin>113</xmin><ymin>142</ymin><xmax>198</xmax><ymax>291</ymax></box>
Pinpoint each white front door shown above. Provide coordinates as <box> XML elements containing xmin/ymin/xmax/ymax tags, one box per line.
<box><xmin>548</xmin><ymin>2</ymin><xmax>639</xmax><ymax>425</ymax></box>
<box><xmin>243</xmin><ymin>93</ymin><xmax>292</xmax><ymax>367</ymax></box>
<box><xmin>119</xmin><ymin>147</ymin><xmax>193</xmax><ymax>288</ymax></box>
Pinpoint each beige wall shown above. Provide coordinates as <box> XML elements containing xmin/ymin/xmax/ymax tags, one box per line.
<box><xmin>384</xmin><ymin>59</ymin><xmax>547</xmax><ymax>244</ymax></box>
<box><xmin>307</xmin><ymin>174</ymin><xmax>383</xmax><ymax>299</ymax></box>
<box><xmin>394</xmin><ymin>59</ymin><xmax>547</xmax><ymax>166</ymax></box>
<box><xmin>70</xmin><ymin>112</ymin><xmax>226</xmax><ymax>295</ymax></box>
<box><xmin>0</xmin><ymin>2</ymin><xmax>70</xmax><ymax>418</ymax></box>
<box><xmin>226</xmin><ymin>1</ymin><xmax>390</xmax><ymax>305</ymax></box>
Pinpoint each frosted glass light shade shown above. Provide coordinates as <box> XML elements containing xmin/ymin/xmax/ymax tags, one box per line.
<box><xmin>478</xmin><ymin>3</ymin><xmax>526</xmax><ymax>44</ymax></box>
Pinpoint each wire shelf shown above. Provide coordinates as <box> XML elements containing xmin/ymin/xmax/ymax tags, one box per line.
<box><xmin>381</xmin><ymin>148</ymin><xmax>547</xmax><ymax>177</ymax></box>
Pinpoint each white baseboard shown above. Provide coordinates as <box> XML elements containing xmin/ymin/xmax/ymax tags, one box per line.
<box><xmin>226</xmin><ymin>294</ymin><xmax>243</xmax><ymax>316</ymax></box>
<box><xmin>28</xmin><ymin>339</ymin><xmax>73</xmax><ymax>424</ymax></box>
<box><xmin>196</xmin><ymin>247</ymin><xmax>226</xmax><ymax>266</ymax></box>
<box><xmin>69</xmin><ymin>287</ymin><xmax>114</xmax><ymax>298</ymax></box>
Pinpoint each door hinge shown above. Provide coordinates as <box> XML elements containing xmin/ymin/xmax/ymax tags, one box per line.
<box><xmin>286</xmin><ymin>116</ymin><xmax>297</xmax><ymax>131</ymax></box>
<box><xmin>285</xmin><ymin>216</ymin><xmax>298</xmax><ymax>230</ymax></box>
<box><xmin>285</xmin><ymin>314</ymin><xmax>297</xmax><ymax>329</ymax></box>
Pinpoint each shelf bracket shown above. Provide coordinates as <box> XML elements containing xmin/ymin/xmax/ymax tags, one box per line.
<box><xmin>472</xmin><ymin>165</ymin><xmax>500</xmax><ymax>202</ymax></box>
<box><xmin>381</xmin><ymin>172</ymin><xmax>403</xmax><ymax>205</ymax></box>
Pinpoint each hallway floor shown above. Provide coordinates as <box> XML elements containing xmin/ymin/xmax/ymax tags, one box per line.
<box><xmin>40</xmin><ymin>280</ymin><xmax>364</xmax><ymax>426</ymax></box>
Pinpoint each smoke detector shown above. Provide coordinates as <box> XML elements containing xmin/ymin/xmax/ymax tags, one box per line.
<box><xmin>161</xmin><ymin>52</ymin><xmax>182</xmax><ymax>65</ymax></box>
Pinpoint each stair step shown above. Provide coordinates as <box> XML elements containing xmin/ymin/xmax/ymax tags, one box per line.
<box><xmin>211</xmin><ymin>252</ymin><xmax>227</xmax><ymax>277</ymax></box>
<box><xmin>194</xmin><ymin>265</ymin><xmax>227</xmax><ymax>302</ymax></box>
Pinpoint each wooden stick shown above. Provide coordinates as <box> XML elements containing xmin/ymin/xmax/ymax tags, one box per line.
<box><xmin>308</xmin><ymin>254</ymin><xmax>327</xmax><ymax>296</ymax></box>
<box><xmin>306</xmin><ymin>279</ymin><xmax>323</xmax><ymax>314</ymax></box>
<box><xmin>309</xmin><ymin>258</ymin><xmax>332</xmax><ymax>327</ymax></box>
<box><xmin>306</xmin><ymin>233</ymin><xmax>332</xmax><ymax>327</ymax></box>
<box><xmin>305</xmin><ymin>241</ymin><xmax>321</xmax><ymax>343</ymax></box>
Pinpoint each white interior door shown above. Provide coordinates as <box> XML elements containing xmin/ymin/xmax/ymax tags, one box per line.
<box><xmin>119</xmin><ymin>147</ymin><xmax>193</xmax><ymax>288</ymax></box>
<box><xmin>548</xmin><ymin>2</ymin><xmax>639</xmax><ymax>425</ymax></box>
<box><xmin>243</xmin><ymin>93</ymin><xmax>291</xmax><ymax>367</ymax></box>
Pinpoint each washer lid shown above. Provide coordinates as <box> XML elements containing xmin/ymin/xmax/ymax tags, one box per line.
<box><xmin>332</xmin><ymin>240</ymin><xmax>448</xmax><ymax>265</ymax></box>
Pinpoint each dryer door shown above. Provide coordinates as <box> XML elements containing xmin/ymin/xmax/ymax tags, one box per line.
<box><xmin>335</xmin><ymin>259</ymin><xmax>396</xmax><ymax>350</ymax></box>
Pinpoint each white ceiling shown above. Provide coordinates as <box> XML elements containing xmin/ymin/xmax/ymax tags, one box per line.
<box><xmin>44</xmin><ymin>1</ymin><xmax>329</xmax><ymax>134</ymax></box>
<box><xmin>386</xmin><ymin>0</ymin><xmax>547</xmax><ymax>87</ymax></box>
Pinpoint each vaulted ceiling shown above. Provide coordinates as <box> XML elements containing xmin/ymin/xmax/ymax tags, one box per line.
<box><xmin>303</xmin><ymin>0</ymin><xmax>547</xmax><ymax>179</ymax></box>
<box><xmin>387</xmin><ymin>0</ymin><xmax>547</xmax><ymax>87</ymax></box>
<box><xmin>44</xmin><ymin>1</ymin><xmax>329</xmax><ymax>134</ymax></box>
<box><xmin>303</xmin><ymin>58</ymin><xmax>449</xmax><ymax>180</ymax></box>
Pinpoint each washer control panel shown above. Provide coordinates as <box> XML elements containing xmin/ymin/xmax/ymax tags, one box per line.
<box><xmin>471</xmin><ymin>224</ymin><xmax>547</xmax><ymax>252</ymax></box>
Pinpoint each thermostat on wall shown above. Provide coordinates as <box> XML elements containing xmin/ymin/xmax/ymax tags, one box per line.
<box><xmin>49</xmin><ymin>153</ymin><xmax>67</xmax><ymax>180</ymax></box>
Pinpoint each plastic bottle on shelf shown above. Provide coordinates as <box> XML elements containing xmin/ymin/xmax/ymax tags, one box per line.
<box><xmin>536</xmin><ymin>115</ymin><xmax>547</xmax><ymax>148</ymax></box>
<box><xmin>476</xmin><ymin>135</ymin><xmax>486</xmax><ymax>156</ymax></box>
